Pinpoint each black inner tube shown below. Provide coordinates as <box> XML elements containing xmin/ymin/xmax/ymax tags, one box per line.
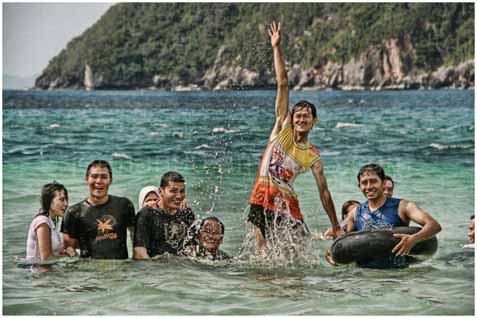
<box><xmin>330</xmin><ymin>226</ymin><xmax>438</xmax><ymax>265</ymax></box>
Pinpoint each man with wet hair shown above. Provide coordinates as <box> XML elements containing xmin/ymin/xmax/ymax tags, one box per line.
<box><xmin>61</xmin><ymin>160</ymin><xmax>135</xmax><ymax>259</ymax></box>
<box><xmin>342</xmin><ymin>163</ymin><xmax>441</xmax><ymax>266</ymax></box>
<box><xmin>133</xmin><ymin>171</ymin><xmax>196</xmax><ymax>259</ymax></box>
<box><xmin>383</xmin><ymin>175</ymin><xmax>395</xmax><ymax>198</ymax></box>
<box><xmin>247</xmin><ymin>21</ymin><xmax>342</xmax><ymax>251</ymax></box>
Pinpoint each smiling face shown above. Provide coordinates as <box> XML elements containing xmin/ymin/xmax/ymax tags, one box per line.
<box><xmin>292</xmin><ymin>107</ymin><xmax>316</xmax><ymax>134</ymax></box>
<box><xmin>49</xmin><ymin>189</ymin><xmax>68</xmax><ymax>218</ymax></box>
<box><xmin>159</xmin><ymin>181</ymin><xmax>185</xmax><ymax>213</ymax></box>
<box><xmin>359</xmin><ymin>171</ymin><xmax>385</xmax><ymax>201</ymax></box>
<box><xmin>198</xmin><ymin>219</ymin><xmax>223</xmax><ymax>252</ymax></box>
<box><xmin>86</xmin><ymin>166</ymin><xmax>112</xmax><ymax>204</ymax></box>
<box><xmin>383</xmin><ymin>179</ymin><xmax>394</xmax><ymax>198</ymax></box>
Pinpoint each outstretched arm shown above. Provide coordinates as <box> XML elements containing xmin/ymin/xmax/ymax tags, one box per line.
<box><xmin>311</xmin><ymin>160</ymin><xmax>343</xmax><ymax>238</ymax></box>
<box><xmin>392</xmin><ymin>200</ymin><xmax>442</xmax><ymax>256</ymax></box>
<box><xmin>268</xmin><ymin>21</ymin><xmax>291</xmax><ymax>142</ymax></box>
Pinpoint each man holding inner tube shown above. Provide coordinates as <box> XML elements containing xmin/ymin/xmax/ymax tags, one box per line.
<box><xmin>326</xmin><ymin>163</ymin><xmax>441</xmax><ymax>268</ymax></box>
<box><xmin>329</xmin><ymin>163</ymin><xmax>441</xmax><ymax>267</ymax></box>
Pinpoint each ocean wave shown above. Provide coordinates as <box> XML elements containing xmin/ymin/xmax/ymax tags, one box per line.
<box><xmin>112</xmin><ymin>152</ymin><xmax>132</xmax><ymax>160</ymax></box>
<box><xmin>212</xmin><ymin>127</ymin><xmax>239</xmax><ymax>134</ymax></box>
<box><xmin>195</xmin><ymin>144</ymin><xmax>211</xmax><ymax>150</ymax></box>
<box><xmin>48</xmin><ymin>123</ymin><xmax>61</xmax><ymax>129</ymax></box>
<box><xmin>430</xmin><ymin>143</ymin><xmax>473</xmax><ymax>151</ymax></box>
<box><xmin>149</xmin><ymin>131</ymin><xmax>161</xmax><ymax>136</ymax></box>
<box><xmin>336</xmin><ymin>122</ymin><xmax>363</xmax><ymax>128</ymax></box>
<box><xmin>172</xmin><ymin>132</ymin><xmax>184</xmax><ymax>138</ymax></box>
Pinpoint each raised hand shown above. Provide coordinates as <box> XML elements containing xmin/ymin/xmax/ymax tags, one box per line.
<box><xmin>268</xmin><ymin>21</ymin><xmax>281</xmax><ymax>48</ymax></box>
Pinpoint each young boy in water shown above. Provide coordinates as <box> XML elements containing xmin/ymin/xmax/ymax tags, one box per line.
<box><xmin>247</xmin><ymin>22</ymin><xmax>342</xmax><ymax>251</ymax></box>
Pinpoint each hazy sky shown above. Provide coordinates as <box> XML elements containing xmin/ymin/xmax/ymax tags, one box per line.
<box><xmin>3</xmin><ymin>2</ymin><xmax>113</xmax><ymax>77</ymax></box>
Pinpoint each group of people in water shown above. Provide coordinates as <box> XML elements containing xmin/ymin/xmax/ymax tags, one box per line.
<box><xmin>26</xmin><ymin>163</ymin><xmax>229</xmax><ymax>269</ymax></box>
<box><xmin>25</xmin><ymin>22</ymin><xmax>470</xmax><ymax>270</ymax></box>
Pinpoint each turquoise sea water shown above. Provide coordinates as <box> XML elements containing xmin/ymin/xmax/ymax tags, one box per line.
<box><xmin>3</xmin><ymin>89</ymin><xmax>474</xmax><ymax>315</ymax></box>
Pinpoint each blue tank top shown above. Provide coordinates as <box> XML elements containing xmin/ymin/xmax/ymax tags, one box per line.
<box><xmin>355</xmin><ymin>197</ymin><xmax>408</xmax><ymax>231</ymax></box>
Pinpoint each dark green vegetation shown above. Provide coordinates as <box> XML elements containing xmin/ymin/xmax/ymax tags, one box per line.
<box><xmin>36</xmin><ymin>3</ymin><xmax>474</xmax><ymax>89</ymax></box>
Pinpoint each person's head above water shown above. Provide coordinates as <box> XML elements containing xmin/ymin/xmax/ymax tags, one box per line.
<box><xmin>291</xmin><ymin>100</ymin><xmax>318</xmax><ymax>134</ymax></box>
<box><xmin>40</xmin><ymin>181</ymin><xmax>69</xmax><ymax>218</ymax></box>
<box><xmin>341</xmin><ymin>200</ymin><xmax>360</xmax><ymax>220</ymax></box>
<box><xmin>383</xmin><ymin>175</ymin><xmax>395</xmax><ymax>198</ymax></box>
<box><xmin>197</xmin><ymin>217</ymin><xmax>224</xmax><ymax>253</ymax></box>
<box><xmin>86</xmin><ymin>159</ymin><xmax>112</xmax><ymax>181</ymax></box>
<box><xmin>138</xmin><ymin>186</ymin><xmax>159</xmax><ymax>209</ymax></box>
<box><xmin>159</xmin><ymin>171</ymin><xmax>186</xmax><ymax>213</ymax></box>
<box><xmin>85</xmin><ymin>160</ymin><xmax>113</xmax><ymax>205</ymax></box>
<box><xmin>469</xmin><ymin>214</ymin><xmax>475</xmax><ymax>244</ymax></box>
<box><xmin>357</xmin><ymin>163</ymin><xmax>386</xmax><ymax>202</ymax></box>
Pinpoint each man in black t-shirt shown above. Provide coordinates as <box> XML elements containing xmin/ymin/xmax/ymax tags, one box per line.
<box><xmin>62</xmin><ymin>160</ymin><xmax>135</xmax><ymax>259</ymax></box>
<box><xmin>133</xmin><ymin>171</ymin><xmax>196</xmax><ymax>259</ymax></box>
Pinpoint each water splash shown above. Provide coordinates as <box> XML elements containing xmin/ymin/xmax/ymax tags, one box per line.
<box><xmin>238</xmin><ymin>214</ymin><xmax>322</xmax><ymax>269</ymax></box>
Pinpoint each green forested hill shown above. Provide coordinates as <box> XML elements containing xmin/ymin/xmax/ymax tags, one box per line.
<box><xmin>35</xmin><ymin>3</ymin><xmax>474</xmax><ymax>90</ymax></box>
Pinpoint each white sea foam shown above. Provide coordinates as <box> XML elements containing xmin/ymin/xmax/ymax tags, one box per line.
<box><xmin>212</xmin><ymin>127</ymin><xmax>239</xmax><ymax>134</ymax></box>
<box><xmin>158</xmin><ymin>123</ymin><xmax>169</xmax><ymax>128</ymax></box>
<box><xmin>195</xmin><ymin>144</ymin><xmax>211</xmax><ymax>150</ymax></box>
<box><xmin>336</xmin><ymin>122</ymin><xmax>362</xmax><ymax>128</ymax></box>
<box><xmin>149</xmin><ymin>131</ymin><xmax>161</xmax><ymax>136</ymax></box>
<box><xmin>48</xmin><ymin>124</ymin><xmax>60</xmax><ymax>129</ymax></box>
<box><xmin>430</xmin><ymin>143</ymin><xmax>472</xmax><ymax>150</ymax></box>
<box><xmin>112</xmin><ymin>152</ymin><xmax>132</xmax><ymax>160</ymax></box>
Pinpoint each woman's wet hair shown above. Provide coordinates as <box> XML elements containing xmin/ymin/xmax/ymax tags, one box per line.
<box><xmin>160</xmin><ymin>171</ymin><xmax>185</xmax><ymax>188</ymax></box>
<box><xmin>291</xmin><ymin>100</ymin><xmax>317</xmax><ymax>119</ymax></box>
<box><xmin>341</xmin><ymin>200</ymin><xmax>360</xmax><ymax>220</ymax></box>
<box><xmin>85</xmin><ymin>160</ymin><xmax>112</xmax><ymax>180</ymax></box>
<box><xmin>39</xmin><ymin>181</ymin><xmax>68</xmax><ymax>215</ymax></box>
<box><xmin>357</xmin><ymin>163</ymin><xmax>386</xmax><ymax>184</ymax></box>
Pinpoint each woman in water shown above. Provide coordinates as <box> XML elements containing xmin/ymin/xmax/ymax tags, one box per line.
<box><xmin>26</xmin><ymin>182</ymin><xmax>70</xmax><ymax>264</ymax></box>
<box><xmin>138</xmin><ymin>185</ymin><xmax>160</xmax><ymax>209</ymax></box>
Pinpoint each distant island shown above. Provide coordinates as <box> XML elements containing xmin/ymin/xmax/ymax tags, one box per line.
<box><xmin>35</xmin><ymin>3</ymin><xmax>474</xmax><ymax>91</ymax></box>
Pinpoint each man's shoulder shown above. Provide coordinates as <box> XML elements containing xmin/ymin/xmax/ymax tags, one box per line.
<box><xmin>137</xmin><ymin>206</ymin><xmax>160</xmax><ymax>218</ymax></box>
<box><xmin>310</xmin><ymin>145</ymin><xmax>321</xmax><ymax>157</ymax></box>
<box><xmin>66</xmin><ymin>200</ymin><xmax>88</xmax><ymax>214</ymax></box>
<box><xmin>177</xmin><ymin>208</ymin><xmax>196</xmax><ymax>220</ymax></box>
<box><xmin>387</xmin><ymin>197</ymin><xmax>402</xmax><ymax>208</ymax></box>
<box><xmin>109</xmin><ymin>195</ymin><xmax>133</xmax><ymax>205</ymax></box>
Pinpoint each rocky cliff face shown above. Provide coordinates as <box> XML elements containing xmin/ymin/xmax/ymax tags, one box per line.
<box><xmin>201</xmin><ymin>37</ymin><xmax>474</xmax><ymax>91</ymax></box>
<box><xmin>35</xmin><ymin>39</ymin><xmax>474</xmax><ymax>91</ymax></box>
